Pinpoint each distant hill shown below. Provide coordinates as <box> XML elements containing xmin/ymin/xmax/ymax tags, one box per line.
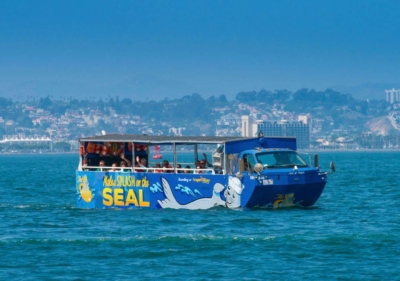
<box><xmin>2</xmin><ymin>78</ymin><xmax>399</xmax><ymax>102</ymax></box>
<box><xmin>329</xmin><ymin>83</ymin><xmax>400</xmax><ymax>101</ymax></box>
<box><xmin>0</xmin><ymin>74</ymin><xmax>194</xmax><ymax>101</ymax></box>
<box><xmin>367</xmin><ymin>116</ymin><xmax>396</xmax><ymax>135</ymax></box>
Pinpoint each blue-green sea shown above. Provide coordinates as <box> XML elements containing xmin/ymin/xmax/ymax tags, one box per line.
<box><xmin>1</xmin><ymin>152</ymin><xmax>399</xmax><ymax>280</ymax></box>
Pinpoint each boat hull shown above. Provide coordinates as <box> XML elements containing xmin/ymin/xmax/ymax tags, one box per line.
<box><xmin>243</xmin><ymin>182</ymin><xmax>326</xmax><ymax>208</ymax></box>
<box><xmin>76</xmin><ymin>169</ymin><xmax>327</xmax><ymax>209</ymax></box>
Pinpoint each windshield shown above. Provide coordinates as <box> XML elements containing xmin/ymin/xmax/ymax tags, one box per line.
<box><xmin>255</xmin><ymin>151</ymin><xmax>308</xmax><ymax>169</ymax></box>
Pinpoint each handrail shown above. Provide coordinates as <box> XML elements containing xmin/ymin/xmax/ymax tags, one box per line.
<box><xmin>81</xmin><ymin>165</ymin><xmax>133</xmax><ymax>172</ymax></box>
<box><xmin>81</xmin><ymin>165</ymin><xmax>216</xmax><ymax>174</ymax></box>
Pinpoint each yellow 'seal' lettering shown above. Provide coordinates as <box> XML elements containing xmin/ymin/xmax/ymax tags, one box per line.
<box><xmin>125</xmin><ymin>189</ymin><xmax>139</xmax><ymax>206</ymax></box>
<box><xmin>103</xmin><ymin>188</ymin><xmax>113</xmax><ymax>206</ymax></box>
<box><xmin>114</xmin><ymin>188</ymin><xmax>124</xmax><ymax>206</ymax></box>
<box><xmin>102</xmin><ymin>188</ymin><xmax>150</xmax><ymax>207</ymax></box>
<box><xmin>139</xmin><ymin>189</ymin><xmax>150</xmax><ymax>207</ymax></box>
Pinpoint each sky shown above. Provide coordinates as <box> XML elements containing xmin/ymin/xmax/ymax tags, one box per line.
<box><xmin>1</xmin><ymin>0</ymin><xmax>400</xmax><ymax>101</ymax></box>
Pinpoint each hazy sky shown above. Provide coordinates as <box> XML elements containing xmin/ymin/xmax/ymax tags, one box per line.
<box><xmin>1</xmin><ymin>0</ymin><xmax>400</xmax><ymax>100</ymax></box>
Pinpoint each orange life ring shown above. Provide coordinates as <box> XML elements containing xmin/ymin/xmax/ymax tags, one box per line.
<box><xmin>116</xmin><ymin>148</ymin><xmax>123</xmax><ymax>156</ymax></box>
<box><xmin>101</xmin><ymin>145</ymin><xmax>108</xmax><ymax>156</ymax></box>
<box><xmin>86</xmin><ymin>142</ymin><xmax>96</xmax><ymax>153</ymax></box>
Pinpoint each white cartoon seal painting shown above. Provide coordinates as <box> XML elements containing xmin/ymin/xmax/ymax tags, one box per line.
<box><xmin>157</xmin><ymin>177</ymin><xmax>225</xmax><ymax>209</ymax></box>
<box><xmin>157</xmin><ymin>176</ymin><xmax>245</xmax><ymax>210</ymax></box>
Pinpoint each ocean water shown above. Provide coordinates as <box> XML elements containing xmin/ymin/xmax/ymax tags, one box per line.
<box><xmin>0</xmin><ymin>152</ymin><xmax>399</xmax><ymax>280</ymax></box>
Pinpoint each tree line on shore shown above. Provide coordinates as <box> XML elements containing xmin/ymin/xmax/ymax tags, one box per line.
<box><xmin>0</xmin><ymin>88</ymin><xmax>393</xmax><ymax>137</ymax></box>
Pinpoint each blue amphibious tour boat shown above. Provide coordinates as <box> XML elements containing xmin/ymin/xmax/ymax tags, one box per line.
<box><xmin>76</xmin><ymin>134</ymin><xmax>335</xmax><ymax>209</ymax></box>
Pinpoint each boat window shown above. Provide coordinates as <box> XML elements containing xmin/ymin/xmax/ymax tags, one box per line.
<box><xmin>243</xmin><ymin>154</ymin><xmax>256</xmax><ymax>172</ymax></box>
<box><xmin>256</xmin><ymin>151</ymin><xmax>308</xmax><ymax>169</ymax></box>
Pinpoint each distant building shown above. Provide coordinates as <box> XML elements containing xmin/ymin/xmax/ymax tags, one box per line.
<box><xmin>241</xmin><ymin>115</ymin><xmax>258</xmax><ymax>138</ymax></box>
<box><xmin>385</xmin><ymin>88</ymin><xmax>400</xmax><ymax>103</ymax></box>
<box><xmin>242</xmin><ymin>115</ymin><xmax>311</xmax><ymax>149</ymax></box>
<box><xmin>169</xmin><ymin>127</ymin><xmax>186</xmax><ymax>136</ymax></box>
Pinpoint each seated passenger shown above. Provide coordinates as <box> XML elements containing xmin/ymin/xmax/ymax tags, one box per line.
<box><xmin>96</xmin><ymin>160</ymin><xmax>106</xmax><ymax>171</ymax></box>
<box><xmin>199</xmin><ymin>159</ymin><xmax>215</xmax><ymax>174</ymax></box>
<box><xmin>120</xmin><ymin>154</ymin><xmax>132</xmax><ymax>167</ymax></box>
<box><xmin>176</xmin><ymin>163</ymin><xmax>182</xmax><ymax>173</ymax></box>
<box><xmin>120</xmin><ymin>161</ymin><xmax>131</xmax><ymax>172</ymax></box>
<box><xmin>135</xmin><ymin>156</ymin><xmax>148</xmax><ymax>172</ymax></box>
<box><xmin>201</xmin><ymin>153</ymin><xmax>213</xmax><ymax>168</ymax></box>
<box><xmin>162</xmin><ymin>160</ymin><xmax>172</xmax><ymax>173</ymax></box>
<box><xmin>199</xmin><ymin>159</ymin><xmax>210</xmax><ymax>173</ymax></box>
<box><xmin>194</xmin><ymin>166</ymin><xmax>202</xmax><ymax>174</ymax></box>
<box><xmin>243</xmin><ymin>158</ymin><xmax>252</xmax><ymax>173</ymax></box>
<box><xmin>82</xmin><ymin>159</ymin><xmax>90</xmax><ymax>171</ymax></box>
<box><xmin>199</xmin><ymin>160</ymin><xmax>206</xmax><ymax>168</ymax></box>
<box><xmin>110</xmin><ymin>162</ymin><xmax>118</xmax><ymax>172</ymax></box>
<box><xmin>183</xmin><ymin>165</ymin><xmax>191</xmax><ymax>174</ymax></box>
<box><xmin>153</xmin><ymin>162</ymin><xmax>162</xmax><ymax>173</ymax></box>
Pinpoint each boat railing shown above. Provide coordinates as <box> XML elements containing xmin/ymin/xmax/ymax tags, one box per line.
<box><xmin>81</xmin><ymin>165</ymin><xmax>216</xmax><ymax>174</ymax></box>
<box><xmin>133</xmin><ymin>167</ymin><xmax>216</xmax><ymax>174</ymax></box>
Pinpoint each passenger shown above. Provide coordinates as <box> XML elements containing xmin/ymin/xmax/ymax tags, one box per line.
<box><xmin>183</xmin><ymin>165</ymin><xmax>192</xmax><ymax>174</ymax></box>
<box><xmin>243</xmin><ymin>157</ymin><xmax>252</xmax><ymax>173</ymax></box>
<box><xmin>139</xmin><ymin>158</ymin><xmax>148</xmax><ymax>168</ymax></box>
<box><xmin>201</xmin><ymin>153</ymin><xmax>212</xmax><ymax>167</ymax></box>
<box><xmin>194</xmin><ymin>166</ymin><xmax>202</xmax><ymax>174</ymax></box>
<box><xmin>162</xmin><ymin>162</ymin><xmax>169</xmax><ymax>172</ymax></box>
<box><xmin>82</xmin><ymin>159</ymin><xmax>90</xmax><ymax>171</ymax></box>
<box><xmin>120</xmin><ymin>161</ymin><xmax>131</xmax><ymax>172</ymax></box>
<box><xmin>110</xmin><ymin>162</ymin><xmax>118</xmax><ymax>172</ymax></box>
<box><xmin>153</xmin><ymin>162</ymin><xmax>162</xmax><ymax>173</ymax></box>
<box><xmin>193</xmin><ymin>154</ymin><xmax>211</xmax><ymax>172</ymax></box>
<box><xmin>176</xmin><ymin>163</ymin><xmax>182</xmax><ymax>173</ymax></box>
<box><xmin>199</xmin><ymin>159</ymin><xmax>208</xmax><ymax>173</ymax></box>
<box><xmin>135</xmin><ymin>156</ymin><xmax>148</xmax><ymax>172</ymax></box>
<box><xmin>162</xmin><ymin>160</ymin><xmax>172</xmax><ymax>173</ymax></box>
<box><xmin>120</xmin><ymin>154</ymin><xmax>132</xmax><ymax>167</ymax></box>
<box><xmin>96</xmin><ymin>160</ymin><xmax>106</xmax><ymax>171</ymax></box>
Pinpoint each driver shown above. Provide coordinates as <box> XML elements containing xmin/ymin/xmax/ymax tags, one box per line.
<box><xmin>243</xmin><ymin>156</ymin><xmax>253</xmax><ymax>172</ymax></box>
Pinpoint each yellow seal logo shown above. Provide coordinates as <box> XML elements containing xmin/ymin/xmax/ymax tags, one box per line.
<box><xmin>78</xmin><ymin>176</ymin><xmax>93</xmax><ymax>202</ymax></box>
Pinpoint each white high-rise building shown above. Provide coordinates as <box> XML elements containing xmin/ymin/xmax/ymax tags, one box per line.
<box><xmin>385</xmin><ymin>88</ymin><xmax>400</xmax><ymax>103</ymax></box>
<box><xmin>241</xmin><ymin>115</ymin><xmax>311</xmax><ymax>149</ymax></box>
